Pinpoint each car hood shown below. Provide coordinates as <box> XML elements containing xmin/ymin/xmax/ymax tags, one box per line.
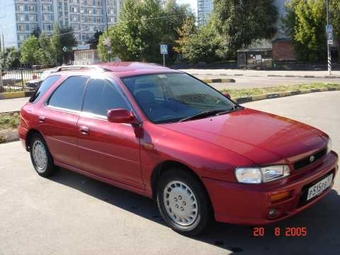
<box><xmin>162</xmin><ymin>108</ymin><xmax>327</xmax><ymax>165</ymax></box>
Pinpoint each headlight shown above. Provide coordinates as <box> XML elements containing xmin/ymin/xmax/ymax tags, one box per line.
<box><xmin>235</xmin><ymin>165</ymin><xmax>290</xmax><ymax>184</ymax></box>
<box><xmin>327</xmin><ymin>138</ymin><xmax>332</xmax><ymax>154</ymax></box>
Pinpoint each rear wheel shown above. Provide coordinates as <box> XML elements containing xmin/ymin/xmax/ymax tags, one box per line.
<box><xmin>30</xmin><ymin>133</ymin><xmax>55</xmax><ymax>177</ymax></box>
<box><xmin>157</xmin><ymin>169</ymin><xmax>212</xmax><ymax>236</ymax></box>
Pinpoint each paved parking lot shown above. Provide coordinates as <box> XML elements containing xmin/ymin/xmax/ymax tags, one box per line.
<box><xmin>0</xmin><ymin>92</ymin><xmax>339</xmax><ymax>255</ymax></box>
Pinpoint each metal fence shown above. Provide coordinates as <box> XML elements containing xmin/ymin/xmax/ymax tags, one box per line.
<box><xmin>1</xmin><ymin>68</ymin><xmax>43</xmax><ymax>91</ymax></box>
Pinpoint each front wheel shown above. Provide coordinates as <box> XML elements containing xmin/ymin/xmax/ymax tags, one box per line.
<box><xmin>157</xmin><ymin>169</ymin><xmax>212</xmax><ymax>236</ymax></box>
<box><xmin>30</xmin><ymin>133</ymin><xmax>55</xmax><ymax>177</ymax></box>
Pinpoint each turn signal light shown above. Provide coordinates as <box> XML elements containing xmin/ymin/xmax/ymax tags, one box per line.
<box><xmin>269</xmin><ymin>191</ymin><xmax>290</xmax><ymax>202</ymax></box>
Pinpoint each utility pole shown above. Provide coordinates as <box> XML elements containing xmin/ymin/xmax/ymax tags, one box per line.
<box><xmin>326</xmin><ymin>0</ymin><xmax>332</xmax><ymax>75</ymax></box>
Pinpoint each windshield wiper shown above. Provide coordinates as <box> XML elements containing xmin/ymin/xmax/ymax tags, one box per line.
<box><xmin>179</xmin><ymin>105</ymin><xmax>244</xmax><ymax>122</ymax></box>
<box><xmin>215</xmin><ymin>105</ymin><xmax>244</xmax><ymax>116</ymax></box>
<box><xmin>179</xmin><ymin>109</ymin><xmax>228</xmax><ymax>122</ymax></box>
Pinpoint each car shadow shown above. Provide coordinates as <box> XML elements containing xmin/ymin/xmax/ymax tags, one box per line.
<box><xmin>50</xmin><ymin>168</ymin><xmax>340</xmax><ymax>254</ymax></box>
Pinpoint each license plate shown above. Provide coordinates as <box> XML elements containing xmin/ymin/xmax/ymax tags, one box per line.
<box><xmin>307</xmin><ymin>174</ymin><xmax>333</xmax><ymax>201</ymax></box>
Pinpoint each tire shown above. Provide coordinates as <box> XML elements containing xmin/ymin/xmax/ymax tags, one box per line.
<box><xmin>157</xmin><ymin>169</ymin><xmax>212</xmax><ymax>236</ymax></box>
<box><xmin>30</xmin><ymin>133</ymin><xmax>55</xmax><ymax>177</ymax></box>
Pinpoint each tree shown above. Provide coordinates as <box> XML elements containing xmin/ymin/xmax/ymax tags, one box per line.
<box><xmin>283</xmin><ymin>0</ymin><xmax>327</xmax><ymax>62</ymax></box>
<box><xmin>31</xmin><ymin>26</ymin><xmax>42</xmax><ymax>38</ymax></box>
<box><xmin>87</xmin><ymin>30</ymin><xmax>103</xmax><ymax>49</ymax></box>
<box><xmin>20</xmin><ymin>36</ymin><xmax>40</xmax><ymax>64</ymax></box>
<box><xmin>0</xmin><ymin>47</ymin><xmax>20</xmax><ymax>69</ymax></box>
<box><xmin>98</xmin><ymin>0</ymin><xmax>193</xmax><ymax>63</ymax></box>
<box><xmin>329</xmin><ymin>0</ymin><xmax>340</xmax><ymax>62</ymax></box>
<box><xmin>37</xmin><ymin>34</ymin><xmax>56</xmax><ymax>67</ymax></box>
<box><xmin>210</xmin><ymin>0</ymin><xmax>278</xmax><ymax>59</ymax></box>
<box><xmin>51</xmin><ymin>24</ymin><xmax>77</xmax><ymax>65</ymax></box>
<box><xmin>176</xmin><ymin>16</ymin><xmax>221</xmax><ymax>63</ymax></box>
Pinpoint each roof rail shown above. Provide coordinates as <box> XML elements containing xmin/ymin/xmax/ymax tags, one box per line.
<box><xmin>55</xmin><ymin>65</ymin><xmax>107</xmax><ymax>72</ymax></box>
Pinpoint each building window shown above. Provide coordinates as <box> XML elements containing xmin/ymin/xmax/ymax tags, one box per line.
<box><xmin>43</xmin><ymin>24</ymin><xmax>53</xmax><ymax>31</ymax></box>
<box><xmin>42</xmin><ymin>5</ymin><xmax>52</xmax><ymax>12</ymax></box>
<box><xmin>28</xmin><ymin>5</ymin><xmax>36</xmax><ymax>12</ymax></box>
<box><xmin>28</xmin><ymin>15</ymin><xmax>37</xmax><ymax>22</ymax></box>
<box><xmin>16</xmin><ymin>14</ymin><xmax>26</xmax><ymax>22</ymax></box>
<box><xmin>74</xmin><ymin>34</ymin><xmax>80</xmax><ymax>41</ymax></box>
<box><xmin>18</xmin><ymin>24</ymin><xmax>26</xmax><ymax>32</ymax></box>
<box><xmin>43</xmin><ymin>14</ymin><xmax>52</xmax><ymax>21</ymax></box>
<box><xmin>71</xmin><ymin>15</ymin><xmax>79</xmax><ymax>22</ymax></box>
<box><xmin>70</xmin><ymin>6</ymin><xmax>78</xmax><ymax>13</ymax></box>
<box><xmin>72</xmin><ymin>24</ymin><xmax>80</xmax><ymax>30</ymax></box>
<box><xmin>19</xmin><ymin>34</ymin><xmax>27</xmax><ymax>41</ymax></box>
<box><xmin>16</xmin><ymin>4</ymin><xmax>25</xmax><ymax>11</ymax></box>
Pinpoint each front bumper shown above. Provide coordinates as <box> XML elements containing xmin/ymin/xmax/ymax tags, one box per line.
<box><xmin>203</xmin><ymin>151</ymin><xmax>338</xmax><ymax>225</ymax></box>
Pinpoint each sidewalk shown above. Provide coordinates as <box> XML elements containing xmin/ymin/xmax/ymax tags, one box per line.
<box><xmin>181</xmin><ymin>69</ymin><xmax>340</xmax><ymax>78</ymax></box>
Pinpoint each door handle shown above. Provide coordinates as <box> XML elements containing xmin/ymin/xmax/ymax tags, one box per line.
<box><xmin>38</xmin><ymin>116</ymin><xmax>45</xmax><ymax>123</ymax></box>
<box><xmin>79</xmin><ymin>126</ymin><xmax>90</xmax><ymax>135</ymax></box>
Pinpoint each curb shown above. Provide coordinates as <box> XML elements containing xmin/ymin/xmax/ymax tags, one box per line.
<box><xmin>0</xmin><ymin>91</ymin><xmax>34</xmax><ymax>100</ymax></box>
<box><xmin>233</xmin><ymin>87</ymin><xmax>340</xmax><ymax>104</ymax></box>
<box><xmin>0</xmin><ymin>129</ymin><xmax>19</xmax><ymax>144</ymax></box>
<box><xmin>202</xmin><ymin>78</ymin><xmax>236</xmax><ymax>83</ymax></box>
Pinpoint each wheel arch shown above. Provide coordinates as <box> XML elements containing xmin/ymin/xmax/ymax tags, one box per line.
<box><xmin>150</xmin><ymin>161</ymin><xmax>213</xmax><ymax>210</ymax></box>
<box><xmin>25</xmin><ymin>129</ymin><xmax>44</xmax><ymax>150</ymax></box>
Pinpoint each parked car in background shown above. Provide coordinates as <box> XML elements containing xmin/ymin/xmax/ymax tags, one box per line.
<box><xmin>18</xmin><ymin>62</ymin><xmax>338</xmax><ymax>235</ymax></box>
<box><xmin>26</xmin><ymin>68</ymin><xmax>58</xmax><ymax>90</ymax></box>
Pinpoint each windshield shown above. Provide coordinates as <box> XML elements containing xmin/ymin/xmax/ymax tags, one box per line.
<box><xmin>122</xmin><ymin>73</ymin><xmax>240</xmax><ymax>124</ymax></box>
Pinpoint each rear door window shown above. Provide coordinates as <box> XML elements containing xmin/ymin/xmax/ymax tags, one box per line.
<box><xmin>47</xmin><ymin>76</ymin><xmax>88</xmax><ymax>111</ymax></box>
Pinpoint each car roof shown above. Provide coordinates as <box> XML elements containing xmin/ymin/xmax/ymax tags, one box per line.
<box><xmin>50</xmin><ymin>62</ymin><xmax>180</xmax><ymax>79</ymax></box>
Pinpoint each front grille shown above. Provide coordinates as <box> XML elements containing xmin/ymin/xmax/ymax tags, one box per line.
<box><xmin>294</xmin><ymin>148</ymin><xmax>327</xmax><ymax>170</ymax></box>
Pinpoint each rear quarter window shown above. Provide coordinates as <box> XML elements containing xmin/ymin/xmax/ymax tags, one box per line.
<box><xmin>29</xmin><ymin>75</ymin><xmax>61</xmax><ymax>103</ymax></box>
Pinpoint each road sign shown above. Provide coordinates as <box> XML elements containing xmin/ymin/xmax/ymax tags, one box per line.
<box><xmin>328</xmin><ymin>40</ymin><xmax>333</xmax><ymax>45</ymax></box>
<box><xmin>327</xmin><ymin>32</ymin><xmax>333</xmax><ymax>40</ymax></box>
<box><xmin>326</xmin><ymin>24</ymin><xmax>333</xmax><ymax>33</ymax></box>
<box><xmin>160</xmin><ymin>44</ymin><xmax>168</xmax><ymax>55</ymax></box>
<box><xmin>63</xmin><ymin>46</ymin><xmax>68</xmax><ymax>52</ymax></box>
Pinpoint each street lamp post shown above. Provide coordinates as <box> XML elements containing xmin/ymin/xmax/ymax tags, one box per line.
<box><xmin>0</xmin><ymin>25</ymin><xmax>4</xmax><ymax>52</ymax></box>
<box><xmin>326</xmin><ymin>0</ymin><xmax>332</xmax><ymax>75</ymax></box>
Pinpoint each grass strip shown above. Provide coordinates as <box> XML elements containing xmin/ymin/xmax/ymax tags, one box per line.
<box><xmin>221</xmin><ymin>83</ymin><xmax>340</xmax><ymax>99</ymax></box>
<box><xmin>0</xmin><ymin>112</ymin><xmax>20</xmax><ymax>130</ymax></box>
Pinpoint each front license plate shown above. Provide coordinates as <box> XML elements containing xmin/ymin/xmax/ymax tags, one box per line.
<box><xmin>307</xmin><ymin>174</ymin><xmax>333</xmax><ymax>201</ymax></box>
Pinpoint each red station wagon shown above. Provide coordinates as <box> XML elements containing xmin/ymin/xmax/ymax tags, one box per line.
<box><xmin>18</xmin><ymin>62</ymin><xmax>338</xmax><ymax>235</ymax></box>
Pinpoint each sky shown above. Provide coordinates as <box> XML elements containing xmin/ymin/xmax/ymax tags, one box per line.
<box><xmin>177</xmin><ymin>0</ymin><xmax>197</xmax><ymax>15</ymax></box>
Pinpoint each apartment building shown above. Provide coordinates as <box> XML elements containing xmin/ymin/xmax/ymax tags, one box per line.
<box><xmin>0</xmin><ymin>0</ymin><xmax>123</xmax><ymax>48</ymax></box>
<box><xmin>196</xmin><ymin>0</ymin><xmax>212</xmax><ymax>27</ymax></box>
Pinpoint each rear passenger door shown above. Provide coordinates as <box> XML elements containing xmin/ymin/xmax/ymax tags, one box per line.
<box><xmin>77</xmin><ymin>78</ymin><xmax>143</xmax><ymax>189</ymax></box>
<box><xmin>39</xmin><ymin>76</ymin><xmax>88</xmax><ymax>169</ymax></box>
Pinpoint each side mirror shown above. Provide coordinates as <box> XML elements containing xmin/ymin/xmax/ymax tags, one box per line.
<box><xmin>107</xmin><ymin>109</ymin><xmax>139</xmax><ymax>125</ymax></box>
<box><xmin>223</xmin><ymin>92</ymin><xmax>231</xmax><ymax>99</ymax></box>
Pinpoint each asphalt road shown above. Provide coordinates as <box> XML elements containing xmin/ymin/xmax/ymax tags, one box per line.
<box><xmin>0</xmin><ymin>92</ymin><xmax>339</xmax><ymax>254</ymax></box>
